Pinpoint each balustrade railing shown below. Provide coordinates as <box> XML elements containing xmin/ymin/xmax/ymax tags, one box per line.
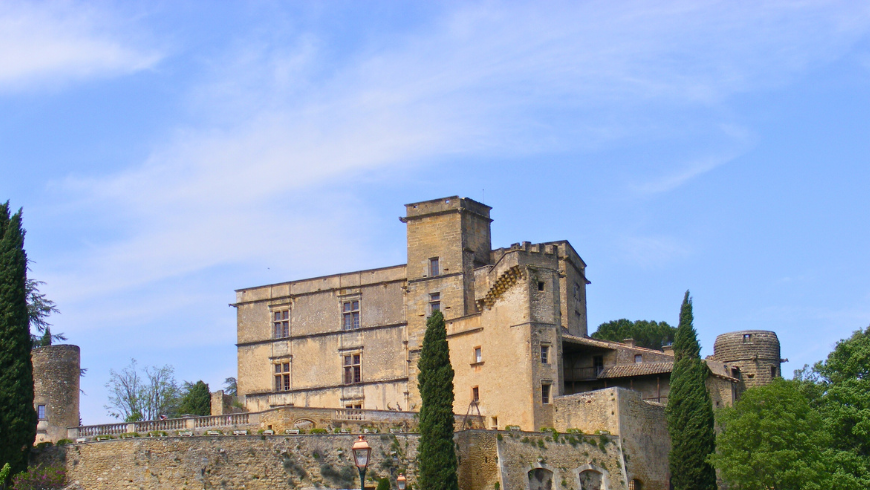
<box><xmin>334</xmin><ymin>409</ymin><xmax>365</xmax><ymax>421</ymax></box>
<box><xmin>135</xmin><ymin>418</ymin><xmax>187</xmax><ymax>432</ymax></box>
<box><xmin>77</xmin><ymin>423</ymin><xmax>128</xmax><ymax>437</ymax></box>
<box><xmin>195</xmin><ymin>413</ymin><xmax>249</xmax><ymax>428</ymax></box>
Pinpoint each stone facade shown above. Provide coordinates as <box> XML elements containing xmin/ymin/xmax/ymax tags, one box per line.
<box><xmin>32</xmin><ymin>345</ymin><xmax>80</xmax><ymax>444</ymax></box>
<box><xmin>710</xmin><ymin>330</ymin><xmax>783</xmax><ymax>391</ymax></box>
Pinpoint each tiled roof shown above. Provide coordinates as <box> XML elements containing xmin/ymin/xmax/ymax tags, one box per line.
<box><xmin>562</xmin><ymin>334</ymin><xmax>676</xmax><ymax>355</ymax></box>
<box><xmin>598</xmin><ymin>362</ymin><xmax>673</xmax><ymax>379</ymax></box>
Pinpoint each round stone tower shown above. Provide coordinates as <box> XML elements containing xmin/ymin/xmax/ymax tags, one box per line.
<box><xmin>712</xmin><ymin>330</ymin><xmax>781</xmax><ymax>389</ymax></box>
<box><xmin>32</xmin><ymin>345</ymin><xmax>80</xmax><ymax>443</ymax></box>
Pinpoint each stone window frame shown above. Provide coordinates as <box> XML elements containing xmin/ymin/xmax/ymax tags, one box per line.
<box><xmin>541</xmin><ymin>382</ymin><xmax>552</xmax><ymax>404</ymax></box>
<box><xmin>273</xmin><ymin>359</ymin><xmax>291</xmax><ymax>392</ymax></box>
<box><xmin>342</xmin><ymin>299</ymin><xmax>361</xmax><ymax>330</ymax></box>
<box><xmin>343</xmin><ymin>351</ymin><xmax>362</xmax><ymax>385</ymax></box>
<box><xmin>429</xmin><ymin>257</ymin><xmax>440</xmax><ymax>277</ymax></box>
<box><xmin>429</xmin><ymin>292</ymin><xmax>441</xmax><ymax>315</ymax></box>
<box><xmin>634</xmin><ymin>354</ymin><xmax>643</xmax><ymax>363</ymax></box>
<box><xmin>345</xmin><ymin>403</ymin><xmax>363</xmax><ymax>409</ymax></box>
<box><xmin>471</xmin><ymin>386</ymin><xmax>480</xmax><ymax>403</ymax></box>
<box><xmin>271</xmin><ymin>308</ymin><xmax>290</xmax><ymax>339</ymax></box>
<box><xmin>540</xmin><ymin>344</ymin><xmax>551</xmax><ymax>364</ymax></box>
<box><xmin>770</xmin><ymin>366</ymin><xmax>777</xmax><ymax>378</ymax></box>
<box><xmin>473</xmin><ymin>345</ymin><xmax>483</xmax><ymax>364</ymax></box>
<box><xmin>743</xmin><ymin>333</ymin><xmax>753</xmax><ymax>343</ymax></box>
<box><xmin>37</xmin><ymin>404</ymin><xmax>46</xmax><ymax>420</ymax></box>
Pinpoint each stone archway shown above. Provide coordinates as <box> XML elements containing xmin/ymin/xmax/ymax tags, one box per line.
<box><xmin>528</xmin><ymin>467</ymin><xmax>554</xmax><ymax>490</ymax></box>
<box><xmin>293</xmin><ymin>418</ymin><xmax>315</xmax><ymax>430</ymax></box>
<box><xmin>576</xmin><ymin>464</ymin><xmax>610</xmax><ymax>490</ymax></box>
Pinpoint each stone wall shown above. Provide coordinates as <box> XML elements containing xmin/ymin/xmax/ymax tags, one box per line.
<box><xmin>33</xmin><ymin>345</ymin><xmax>80</xmax><ymax>444</ymax></box>
<box><xmin>35</xmin><ymin>429</ymin><xmax>666</xmax><ymax>490</ymax></box>
<box><xmin>711</xmin><ymin>330</ymin><xmax>781</xmax><ymax>389</ymax></box>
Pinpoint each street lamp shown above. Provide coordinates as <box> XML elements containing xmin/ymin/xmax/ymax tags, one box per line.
<box><xmin>352</xmin><ymin>435</ymin><xmax>372</xmax><ymax>490</ymax></box>
<box><xmin>397</xmin><ymin>474</ymin><xmax>407</xmax><ymax>490</ymax></box>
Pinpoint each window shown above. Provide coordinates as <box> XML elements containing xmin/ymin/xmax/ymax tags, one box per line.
<box><xmin>429</xmin><ymin>257</ymin><xmax>440</xmax><ymax>276</ymax></box>
<box><xmin>743</xmin><ymin>333</ymin><xmax>752</xmax><ymax>343</ymax></box>
<box><xmin>537</xmin><ymin>281</ymin><xmax>545</xmax><ymax>291</ymax></box>
<box><xmin>630</xmin><ymin>479</ymin><xmax>643</xmax><ymax>490</ymax></box>
<box><xmin>274</xmin><ymin>362</ymin><xmax>290</xmax><ymax>391</ymax></box>
<box><xmin>731</xmin><ymin>367</ymin><xmax>741</xmax><ymax>380</ymax></box>
<box><xmin>541</xmin><ymin>383</ymin><xmax>551</xmax><ymax>404</ymax></box>
<box><xmin>474</xmin><ymin>346</ymin><xmax>482</xmax><ymax>363</ymax></box>
<box><xmin>429</xmin><ymin>293</ymin><xmax>441</xmax><ymax>314</ymax></box>
<box><xmin>573</xmin><ymin>283</ymin><xmax>581</xmax><ymax>301</ymax></box>
<box><xmin>342</xmin><ymin>301</ymin><xmax>360</xmax><ymax>330</ymax></box>
<box><xmin>634</xmin><ymin>354</ymin><xmax>643</xmax><ymax>363</ymax></box>
<box><xmin>345</xmin><ymin>404</ymin><xmax>362</xmax><ymax>409</ymax></box>
<box><xmin>491</xmin><ymin>416</ymin><xmax>498</xmax><ymax>429</ymax></box>
<box><xmin>540</xmin><ymin>345</ymin><xmax>550</xmax><ymax>364</ymax></box>
<box><xmin>343</xmin><ymin>354</ymin><xmax>361</xmax><ymax>384</ymax></box>
<box><xmin>472</xmin><ymin>386</ymin><xmax>480</xmax><ymax>402</ymax></box>
<box><xmin>593</xmin><ymin>356</ymin><xmax>604</xmax><ymax>375</ymax></box>
<box><xmin>37</xmin><ymin>405</ymin><xmax>46</xmax><ymax>420</ymax></box>
<box><xmin>770</xmin><ymin>366</ymin><xmax>777</xmax><ymax>378</ymax></box>
<box><xmin>273</xmin><ymin>310</ymin><xmax>290</xmax><ymax>338</ymax></box>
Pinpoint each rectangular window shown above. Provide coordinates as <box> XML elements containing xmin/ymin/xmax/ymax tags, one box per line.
<box><xmin>37</xmin><ymin>405</ymin><xmax>46</xmax><ymax>420</ymax></box>
<box><xmin>274</xmin><ymin>362</ymin><xmax>290</xmax><ymax>391</ymax></box>
<box><xmin>429</xmin><ymin>257</ymin><xmax>440</xmax><ymax>276</ymax></box>
<box><xmin>573</xmin><ymin>283</ymin><xmax>581</xmax><ymax>301</ymax></box>
<box><xmin>537</xmin><ymin>281</ymin><xmax>545</xmax><ymax>291</ymax></box>
<box><xmin>770</xmin><ymin>366</ymin><xmax>777</xmax><ymax>378</ymax></box>
<box><xmin>429</xmin><ymin>292</ymin><xmax>441</xmax><ymax>314</ymax></box>
<box><xmin>593</xmin><ymin>356</ymin><xmax>604</xmax><ymax>375</ymax></box>
<box><xmin>743</xmin><ymin>333</ymin><xmax>752</xmax><ymax>343</ymax></box>
<box><xmin>474</xmin><ymin>346</ymin><xmax>482</xmax><ymax>363</ymax></box>
<box><xmin>345</xmin><ymin>404</ymin><xmax>362</xmax><ymax>409</ymax></box>
<box><xmin>342</xmin><ymin>301</ymin><xmax>360</xmax><ymax>330</ymax></box>
<box><xmin>491</xmin><ymin>416</ymin><xmax>498</xmax><ymax>430</ymax></box>
<box><xmin>343</xmin><ymin>354</ymin><xmax>361</xmax><ymax>384</ymax></box>
<box><xmin>540</xmin><ymin>345</ymin><xmax>550</xmax><ymax>364</ymax></box>
<box><xmin>541</xmin><ymin>384</ymin><xmax>551</xmax><ymax>404</ymax></box>
<box><xmin>634</xmin><ymin>354</ymin><xmax>643</xmax><ymax>363</ymax></box>
<box><xmin>273</xmin><ymin>310</ymin><xmax>290</xmax><ymax>338</ymax></box>
<box><xmin>731</xmin><ymin>368</ymin><xmax>741</xmax><ymax>380</ymax></box>
<box><xmin>472</xmin><ymin>386</ymin><xmax>480</xmax><ymax>402</ymax></box>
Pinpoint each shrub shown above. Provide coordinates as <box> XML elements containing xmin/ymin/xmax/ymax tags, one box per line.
<box><xmin>56</xmin><ymin>439</ymin><xmax>73</xmax><ymax>446</ymax></box>
<box><xmin>376</xmin><ymin>477</ymin><xmax>391</xmax><ymax>490</ymax></box>
<box><xmin>34</xmin><ymin>442</ymin><xmax>53</xmax><ymax>450</ymax></box>
<box><xmin>310</xmin><ymin>428</ymin><xmax>328</xmax><ymax>434</ymax></box>
<box><xmin>11</xmin><ymin>465</ymin><xmax>66</xmax><ymax>490</ymax></box>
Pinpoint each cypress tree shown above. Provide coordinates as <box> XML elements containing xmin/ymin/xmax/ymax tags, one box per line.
<box><xmin>417</xmin><ymin>310</ymin><xmax>458</xmax><ymax>490</ymax></box>
<box><xmin>0</xmin><ymin>203</ymin><xmax>36</xmax><ymax>472</ymax></box>
<box><xmin>177</xmin><ymin>380</ymin><xmax>211</xmax><ymax>416</ymax></box>
<box><xmin>666</xmin><ymin>291</ymin><xmax>716</xmax><ymax>490</ymax></box>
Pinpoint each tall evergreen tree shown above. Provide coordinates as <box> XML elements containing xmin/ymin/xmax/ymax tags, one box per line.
<box><xmin>0</xmin><ymin>203</ymin><xmax>36</xmax><ymax>472</ymax></box>
<box><xmin>417</xmin><ymin>310</ymin><xmax>458</xmax><ymax>490</ymax></box>
<box><xmin>666</xmin><ymin>291</ymin><xmax>717</xmax><ymax>490</ymax></box>
<box><xmin>177</xmin><ymin>380</ymin><xmax>211</xmax><ymax>416</ymax></box>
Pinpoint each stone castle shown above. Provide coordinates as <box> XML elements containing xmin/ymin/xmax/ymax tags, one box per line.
<box><xmin>33</xmin><ymin>196</ymin><xmax>785</xmax><ymax>490</ymax></box>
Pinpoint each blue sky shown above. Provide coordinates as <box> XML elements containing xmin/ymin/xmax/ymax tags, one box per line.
<box><xmin>2</xmin><ymin>1</ymin><xmax>869</xmax><ymax>425</ymax></box>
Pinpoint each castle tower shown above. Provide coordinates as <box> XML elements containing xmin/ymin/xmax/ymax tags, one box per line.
<box><xmin>32</xmin><ymin>345</ymin><xmax>80</xmax><ymax>444</ymax></box>
<box><xmin>712</xmin><ymin>330</ymin><xmax>782</xmax><ymax>391</ymax></box>
<box><xmin>401</xmin><ymin>196</ymin><xmax>492</xmax><ymax>407</ymax></box>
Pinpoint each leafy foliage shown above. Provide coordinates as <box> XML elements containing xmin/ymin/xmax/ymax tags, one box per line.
<box><xmin>25</xmin><ymin>277</ymin><xmax>64</xmax><ymax>347</ymax></box>
<box><xmin>10</xmin><ymin>465</ymin><xmax>66</xmax><ymax>490</ymax></box>
<box><xmin>223</xmin><ymin>377</ymin><xmax>238</xmax><ymax>397</ymax></box>
<box><xmin>104</xmin><ymin>359</ymin><xmax>180</xmax><ymax>421</ymax></box>
<box><xmin>177</xmin><ymin>380</ymin><xmax>211</xmax><ymax>416</ymax></box>
<box><xmin>591</xmin><ymin>319</ymin><xmax>676</xmax><ymax>350</ymax></box>
<box><xmin>709</xmin><ymin>379</ymin><xmax>829</xmax><ymax>490</ymax></box>
<box><xmin>376</xmin><ymin>477</ymin><xmax>391</xmax><ymax>490</ymax></box>
<box><xmin>0</xmin><ymin>203</ymin><xmax>37</xmax><ymax>474</ymax></box>
<box><xmin>417</xmin><ymin>310</ymin><xmax>458</xmax><ymax>490</ymax></box>
<box><xmin>666</xmin><ymin>291</ymin><xmax>716</xmax><ymax>490</ymax></box>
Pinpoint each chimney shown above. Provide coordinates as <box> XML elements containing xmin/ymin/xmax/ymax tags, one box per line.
<box><xmin>623</xmin><ymin>338</ymin><xmax>636</xmax><ymax>348</ymax></box>
<box><xmin>663</xmin><ymin>344</ymin><xmax>674</xmax><ymax>356</ymax></box>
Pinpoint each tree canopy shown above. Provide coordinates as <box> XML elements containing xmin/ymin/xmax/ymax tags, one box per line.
<box><xmin>177</xmin><ymin>380</ymin><xmax>211</xmax><ymax>416</ymax></box>
<box><xmin>105</xmin><ymin>359</ymin><xmax>180</xmax><ymax>421</ymax></box>
<box><xmin>666</xmin><ymin>291</ymin><xmax>717</xmax><ymax>490</ymax></box>
<box><xmin>416</xmin><ymin>310</ymin><xmax>458</xmax><ymax>490</ymax></box>
<box><xmin>0</xmin><ymin>202</ymin><xmax>37</xmax><ymax>473</ymax></box>
<box><xmin>591</xmin><ymin>318</ymin><xmax>676</xmax><ymax>350</ymax></box>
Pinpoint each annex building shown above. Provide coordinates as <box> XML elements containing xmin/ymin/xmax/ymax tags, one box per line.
<box><xmin>233</xmin><ymin>196</ymin><xmax>783</xmax><ymax>432</ymax></box>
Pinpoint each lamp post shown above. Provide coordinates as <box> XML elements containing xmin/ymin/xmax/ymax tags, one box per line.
<box><xmin>352</xmin><ymin>435</ymin><xmax>372</xmax><ymax>490</ymax></box>
<box><xmin>397</xmin><ymin>473</ymin><xmax>407</xmax><ymax>490</ymax></box>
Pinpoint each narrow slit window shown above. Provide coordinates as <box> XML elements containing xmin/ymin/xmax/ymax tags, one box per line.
<box><xmin>770</xmin><ymin>366</ymin><xmax>777</xmax><ymax>378</ymax></box>
<box><xmin>538</xmin><ymin>281</ymin><xmax>545</xmax><ymax>291</ymax></box>
<box><xmin>37</xmin><ymin>405</ymin><xmax>46</xmax><ymax>420</ymax></box>
<box><xmin>342</xmin><ymin>301</ymin><xmax>360</xmax><ymax>330</ymax></box>
<box><xmin>472</xmin><ymin>386</ymin><xmax>480</xmax><ymax>402</ymax></box>
<box><xmin>474</xmin><ymin>346</ymin><xmax>482</xmax><ymax>363</ymax></box>
<box><xmin>540</xmin><ymin>345</ymin><xmax>550</xmax><ymax>364</ymax></box>
<box><xmin>541</xmin><ymin>384</ymin><xmax>551</xmax><ymax>404</ymax></box>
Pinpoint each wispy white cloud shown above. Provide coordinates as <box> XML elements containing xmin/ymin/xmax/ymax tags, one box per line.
<box><xmin>40</xmin><ymin>0</ymin><xmax>870</xmax><ymax>326</ymax></box>
<box><xmin>0</xmin><ymin>2</ymin><xmax>161</xmax><ymax>92</ymax></box>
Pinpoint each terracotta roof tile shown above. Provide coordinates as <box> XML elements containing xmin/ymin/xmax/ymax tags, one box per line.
<box><xmin>598</xmin><ymin>362</ymin><xmax>674</xmax><ymax>379</ymax></box>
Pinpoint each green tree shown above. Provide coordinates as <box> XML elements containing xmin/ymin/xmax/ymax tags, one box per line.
<box><xmin>223</xmin><ymin>377</ymin><xmax>237</xmax><ymax>396</ymax></box>
<box><xmin>376</xmin><ymin>477</ymin><xmax>391</xmax><ymax>490</ymax></box>
<box><xmin>591</xmin><ymin>319</ymin><xmax>677</xmax><ymax>350</ymax></box>
<box><xmin>105</xmin><ymin>359</ymin><xmax>180</xmax><ymax>421</ymax></box>
<box><xmin>25</xmin><ymin>276</ymin><xmax>63</xmax><ymax>347</ymax></box>
<box><xmin>709</xmin><ymin>378</ymin><xmax>829</xmax><ymax>490</ymax></box>
<box><xmin>666</xmin><ymin>291</ymin><xmax>716</xmax><ymax>490</ymax></box>
<box><xmin>177</xmin><ymin>380</ymin><xmax>211</xmax><ymax>416</ymax></box>
<box><xmin>0</xmin><ymin>202</ymin><xmax>37</xmax><ymax>473</ymax></box>
<box><xmin>416</xmin><ymin>310</ymin><xmax>458</xmax><ymax>490</ymax></box>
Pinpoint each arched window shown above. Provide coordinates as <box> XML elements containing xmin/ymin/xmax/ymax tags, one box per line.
<box><xmin>629</xmin><ymin>479</ymin><xmax>643</xmax><ymax>490</ymax></box>
<box><xmin>528</xmin><ymin>468</ymin><xmax>553</xmax><ymax>490</ymax></box>
<box><xmin>579</xmin><ymin>469</ymin><xmax>603</xmax><ymax>490</ymax></box>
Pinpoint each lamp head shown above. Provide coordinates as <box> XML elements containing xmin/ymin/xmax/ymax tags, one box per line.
<box><xmin>397</xmin><ymin>473</ymin><xmax>407</xmax><ymax>489</ymax></box>
<box><xmin>351</xmin><ymin>435</ymin><xmax>372</xmax><ymax>469</ymax></box>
